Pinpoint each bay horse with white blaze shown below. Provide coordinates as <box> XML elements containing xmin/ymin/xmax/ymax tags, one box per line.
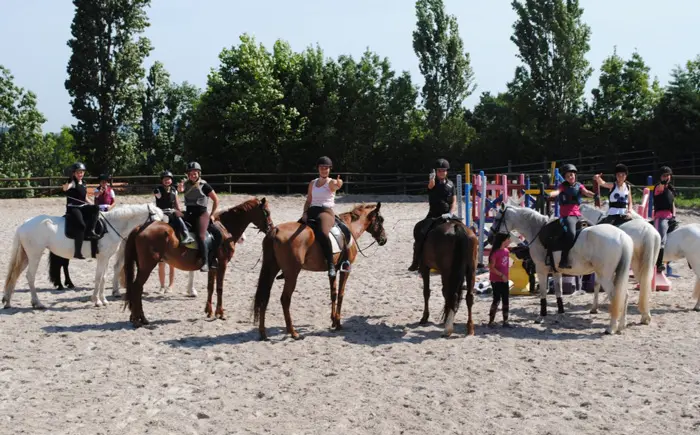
<box><xmin>123</xmin><ymin>198</ymin><xmax>273</xmax><ymax>327</ymax></box>
<box><xmin>417</xmin><ymin>218</ymin><xmax>478</xmax><ymax>337</ymax></box>
<box><xmin>253</xmin><ymin>203</ymin><xmax>387</xmax><ymax>341</ymax></box>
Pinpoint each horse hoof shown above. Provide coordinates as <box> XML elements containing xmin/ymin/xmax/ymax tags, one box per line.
<box><xmin>590</xmin><ymin>309</ymin><xmax>598</xmax><ymax>314</ymax></box>
<box><xmin>694</xmin><ymin>306</ymin><xmax>700</xmax><ymax>312</ymax></box>
<box><xmin>419</xmin><ymin>317</ymin><xmax>429</xmax><ymax>325</ymax></box>
<box><xmin>291</xmin><ymin>334</ymin><xmax>303</xmax><ymax>340</ymax></box>
<box><xmin>32</xmin><ymin>302</ymin><xmax>46</xmax><ymax>310</ymax></box>
<box><xmin>259</xmin><ymin>336</ymin><xmax>269</xmax><ymax>342</ymax></box>
<box><xmin>66</xmin><ymin>283</ymin><xmax>75</xmax><ymax>289</ymax></box>
<box><xmin>640</xmin><ymin>316</ymin><xmax>651</xmax><ymax>325</ymax></box>
<box><xmin>535</xmin><ymin>317</ymin><xmax>544</xmax><ymax>324</ymax></box>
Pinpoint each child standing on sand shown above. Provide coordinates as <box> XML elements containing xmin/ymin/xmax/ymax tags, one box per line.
<box><xmin>489</xmin><ymin>234</ymin><xmax>512</xmax><ymax>327</ymax></box>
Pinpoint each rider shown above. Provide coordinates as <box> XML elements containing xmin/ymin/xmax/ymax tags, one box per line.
<box><xmin>94</xmin><ymin>174</ymin><xmax>117</xmax><ymax>212</ymax></box>
<box><xmin>154</xmin><ymin>170</ymin><xmax>193</xmax><ymax>244</ymax></box>
<box><xmin>177</xmin><ymin>162</ymin><xmax>221</xmax><ymax>272</ymax></box>
<box><xmin>652</xmin><ymin>166</ymin><xmax>676</xmax><ymax>272</ymax></box>
<box><xmin>408</xmin><ymin>158</ymin><xmax>457</xmax><ymax>272</ymax></box>
<box><xmin>61</xmin><ymin>162</ymin><xmax>99</xmax><ymax>259</ymax></box>
<box><xmin>301</xmin><ymin>156</ymin><xmax>344</xmax><ymax>278</ymax></box>
<box><xmin>548</xmin><ymin>163</ymin><xmax>595</xmax><ymax>269</ymax></box>
<box><xmin>594</xmin><ymin>163</ymin><xmax>633</xmax><ymax>226</ymax></box>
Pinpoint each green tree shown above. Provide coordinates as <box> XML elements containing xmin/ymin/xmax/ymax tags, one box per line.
<box><xmin>65</xmin><ymin>0</ymin><xmax>153</xmax><ymax>175</ymax></box>
<box><xmin>413</xmin><ymin>0</ymin><xmax>475</xmax><ymax>140</ymax></box>
<box><xmin>510</xmin><ymin>0</ymin><xmax>593</xmax><ymax>155</ymax></box>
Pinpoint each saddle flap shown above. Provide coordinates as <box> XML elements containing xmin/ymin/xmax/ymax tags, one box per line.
<box><xmin>182</xmin><ymin>231</ymin><xmax>213</xmax><ymax>250</ymax></box>
<box><xmin>329</xmin><ymin>224</ymin><xmax>353</xmax><ymax>254</ymax></box>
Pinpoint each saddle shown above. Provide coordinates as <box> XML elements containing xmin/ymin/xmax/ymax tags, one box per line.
<box><xmin>598</xmin><ymin>214</ymin><xmax>633</xmax><ymax>227</ymax></box>
<box><xmin>180</xmin><ymin>222</ymin><xmax>214</xmax><ymax>250</ymax></box>
<box><xmin>64</xmin><ymin>207</ymin><xmax>108</xmax><ymax>258</ymax></box>
<box><xmin>302</xmin><ymin>216</ymin><xmax>354</xmax><ymax>272</ymax></box>
<box><xmin>538</xmin><ymin>218</ymin><xmax>591</xmax><ymax>271</ymax></box>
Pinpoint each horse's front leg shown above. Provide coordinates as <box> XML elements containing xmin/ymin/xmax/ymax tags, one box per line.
<box><xmin>63</xmin><ymin>263</ymin><xmax>75</xmax><ymax>289</ymax></box>
<box><xmin>419</xmin><ymin>266</ymin><xmax>431</xmax><ymax>324</ymax></box>
<box><xmin>329</xmin><ymin>273</ymin><xmax>338</xmax><ymax>329</ymax></box>
<box><xmin>553</xmin><ymin>273</ymin><xmax>565</xmax><ymax>315</ymax></box>
<box><xmin>186</xmin><ymin>271</ymin><xmax>197</xmax><ymax>297</ymax></box>
<box><xmin>465</xmin><ymin>290</ymin><xmax>475</xmax><ymax>336</ymax></box>
<box><xmin>92</xmin><ymin>258</ymin><xmax>109</xmax><ymax>307</ymax></box>
<box><xmin>535</xmin><ymin>269</ymin><xmax>549</xmax><ymax>324</ymax></box>
<box><xmin>205</xmin><ymin>271</ymin><xmax>214</xmax><ymax>318</ymax></box>
<box><xmin>333</xmin><ymin>270</ymin><xmax>350</xmax><ymax>330</ymax></box>
<box><xmin>590</xmin><ymin>282</ymin><xmax>601</xmax><ymax>314</ymax></box>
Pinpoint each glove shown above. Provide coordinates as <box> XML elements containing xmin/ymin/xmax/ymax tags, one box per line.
<box><xmin>441</xmin><ymin>213</ymin><xmax>452</xmax><ymax>219</ymax></box>
<box><xmin>429</xmin><ymin>170</ymin><xmax>435</xmax><ymax>180</ymax></box>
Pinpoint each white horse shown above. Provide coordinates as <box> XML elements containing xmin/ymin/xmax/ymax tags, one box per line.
<box><xmin>490</xmin><ymin>204</ymin><xmax>634</xmax><ymax>334</ymax></box>
<box><xmin>579</xmin><ymin>204</ymin><xmax>661</xmax><ymax>324</ymax></box>
<box><xmin>3</xmin><ymin>204</ymin><xmax>164</xmax><ymax>308</ymax></box>
<box><xmin>591</xmin><ymin>203</ymin><xmax>700</xmax><ymax>311</ymax></box>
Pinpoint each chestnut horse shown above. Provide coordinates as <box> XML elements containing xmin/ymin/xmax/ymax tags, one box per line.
<box><xmin>253</xmin><ymin>203</ymin><xmax>387</xmax><ymax>341</ymax></box>
<box><xmin>124</xmin><ymin>198</ymin><xmax>273</xmax><ymax>327</ymax></box>
<box><xmin>417</xmin><ymin>219</ymin><xmax>479</xmax><ymax>337</ymax></box>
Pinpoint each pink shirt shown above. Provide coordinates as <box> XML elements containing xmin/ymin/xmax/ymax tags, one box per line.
<box><xmin>489</xmin><ymin>248</ymin><xmax>510</xmax><ymax>282</ymax></box>
<box><xmin>558</xmin><ymin>184</ymin><xmax>592</xmax><ymax>217</ymax></box>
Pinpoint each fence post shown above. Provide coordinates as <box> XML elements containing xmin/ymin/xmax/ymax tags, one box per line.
<box><xmin>286</xmin><ymin>175</ymin><xmax>290</xmax><ymax>194</ymax></box>
<box><xmin>346</xmin><ymin>175</ymin><xmax>350</xmax><ymax>194</ymax></box>
<box><xmin>228</xmin><ymin>175</ymin><xmax>232</xmax><ymax>194</ymax></box>
<box><xmin>507</xmin><ymin>160</ymin><xmax>512</xmax><ymax>173</ymax></box>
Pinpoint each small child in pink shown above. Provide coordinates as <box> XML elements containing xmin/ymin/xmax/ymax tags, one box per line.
<box><xmin>489</xmin><ymin>234</ymin><xmax>512</xmax><ymax>327</ymax></box>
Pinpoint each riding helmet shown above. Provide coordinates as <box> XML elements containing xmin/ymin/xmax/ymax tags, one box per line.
<box><xmin>71</xmin><ymin>162</ymin><xmax>87</xmax><ymax>172</ymax></box>
<box><xmin>614</xmin><ymin>163</ymin><xmax>628</xmax><ymax>175</ymax></box>
<box><xmin>435</xmin><ymin>158</ymin><xmax>450</xmax><ymax>170</ymax></box>
<box><xmin>560</xmin><ymin>163</ymin><xmax>577</xmax><ymax>174</ymax></box>
<box><xmin>317</xmin><ymin>156</ymin><xmax>333</xmax><ymax>167</ymax></box>
<box><xmin>186</xmin><ymin>162</ymin><xmax>202</xmax><ymax>172</ymax></box>
<box><xmin>97</xmin><ymin>174</ymin><xmax>111</xmax><ymax>182</ymax></box>
<box><xmin>659</xmin><ymin>166</ymin><xmax>673</xmax><ymax>176</ymax></box>
<box><xmin>160</xmin><ymin>170</ymin><xmax>174</xmax><ymax>180</ymax></box>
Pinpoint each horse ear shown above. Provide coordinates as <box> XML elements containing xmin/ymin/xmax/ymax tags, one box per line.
<box><xmin>260</xmin><ymin>197</ymin><xmax>266</xmax><ymax>205</ymax></box>
<box><xmin>376</xmin><ymin>202</ymin><xmax>381</xmax><ymax>211</ymax></box>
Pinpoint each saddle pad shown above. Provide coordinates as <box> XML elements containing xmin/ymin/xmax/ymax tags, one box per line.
<box><xmin>329</xmin><ymin>225</ymin><xmax>353</xmax><ymax>254</ymax></box>
<box><xmin>182</xmin><ymin>231</ymin><xmax>213</xmax><ymax>250</ymax></box>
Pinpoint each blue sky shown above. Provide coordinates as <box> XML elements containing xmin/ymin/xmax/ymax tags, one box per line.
<box><xmin>1</xmin><ymin>0</ymin><xmax>699</xmax><ymax>132</ymax></box>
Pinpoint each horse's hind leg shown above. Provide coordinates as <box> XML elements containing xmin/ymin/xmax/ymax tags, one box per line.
<box><xmin>590</xmin><ymin>282</ymin><xmax>601</xmax><ymax>314</ymax></box>
<box><xmin>333</xmin><ymin>271</ymin><xmax>350</xmax><ymax>330</ymax></box>
<box><xmin>92</xmin><ymin>258</ymin><xmax>109</xmax><ymax>307</ymax></box>
<box><xmin>27</xmin><ymin>255</ymin><xmax>45</xmax><ymax>309</ymax></box>
<box><xmin>205</xmin><ymin>270</ymin><xmax>215</xmax><ymax>318</ymax></box>
<box><xmin>419</xmin><ymin>267</ymin><xmax>431</xmax><ymax>324</ymax></box>
<box><xmin>280</xmin><ymin>270</ymin><xmax>301</xmax><ymax>340</ymax></box>
<box><xmin>215</xmin><ymin>265</ymin><xmax>226</xmax><ymax>320</ymax></box>
<box><xmin>465</xmin><ymin>290</ymin><xmax>475</xmax><ymax>336</ymax></box>
<box><xmin>329</xmin><ymin>274</ymin><xmax>338</xmax><ymax>328</ymax></box>
<box><xmin>186</xmin><ymin>271</ymin><xmax>197</xmax><ymax>297</ymax></box>
<box><xmin>598</xmin><ymin>276</ymin><xmax>619</xmax><ymax>334</ymax></box>
<box><xmin>63</xmin><ymin>262</ymin><xmax>75</xmax><ymax>289</ymax></box>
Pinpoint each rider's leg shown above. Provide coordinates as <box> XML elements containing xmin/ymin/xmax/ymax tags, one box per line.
<box><xmin>559</xmin><ymin>216</ymin><xmax>578</xmax><ymax>268</ymax></box>
<box><xmin>408</xmin><ymin>218</ymin><xmax>429</xmax><ymax>271</ymax></box>
<box><xmin>318</xmin><ymin>209</ymin><xmax>336</xmax><ymax>278</ymax></box>
<box><xmin>68</xmin><ymin>207</ymin><xmax>86</xmax><ymax>259</ymax></box>
<box><xmin>85</xmin><ymin>205</ymin><xmax>100</xmax><ymax>238</ymax></box>
<box><xmin>197</xmin><ymin>211</ymin><xmax>211</xmax><ymax>272</ymax></box>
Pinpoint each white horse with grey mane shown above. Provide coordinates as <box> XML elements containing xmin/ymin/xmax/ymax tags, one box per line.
<box><xmin>490</xmin><ymin>203</ymin><xmax>633</xmax><ymax>334</ymax></box>
<box><xmin>585</xmin><ymin>203</ymin><xmax>700</xmax><ymax>311</ymax></box>
<box><xmin>4</xmin><ymin>203</ymin><xmax>164</xmax><ymax>309</ymax></box>
<box><xmin>579</xmin><ymin>203</ymin><xmax>660</xmax><ymax>324</ymax></box>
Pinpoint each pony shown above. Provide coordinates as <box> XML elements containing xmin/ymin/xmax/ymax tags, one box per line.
<box><xmin>579</xmin><ymin>204</ymin><xmax>661</xmax><ymax>324</ymax></box>
<box><xmin>48</xmin><ymin>253</ymin><xmax>76</xmax><ymax>290</ymax></box>
<box><xmin>490</xmin><ymin>204</ymin><xmax>634</xmax><ymax>334</ymax></box>
<box><xmin>123</xmin><ymin>198</ymin><xmax>273</xmax><ymax>327</ymax></box>
<box><xmin>253</xmin><ymin>203</ymin><xmax>387</xmax><ymax>341</ymax></box>
<box><xmin>416</xmin><ymin>219</ymin><xmax>478</xmax><ymax>337</ymax></box>
<box><xmin>592</xmin><ymin>204</ymin><xmax>700</xmax><ymax>311</ymax></box>
<box><xmin>3</xmin><ymin>204</ymin><xmax>164</xmax><ymax>309</ymax></box>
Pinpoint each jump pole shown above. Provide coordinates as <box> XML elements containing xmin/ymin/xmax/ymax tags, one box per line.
<box><xmin>477</xmin><ymin>170</ymin><xmax>487</xmax><ymax>267</ymax></box>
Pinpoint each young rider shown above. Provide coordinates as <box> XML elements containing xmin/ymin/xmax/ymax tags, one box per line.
<box><xmin>408</xmin><ymin>158</ymin><xmax>457</xmax><ymax>271</ymax></box>
<box><xmin>652</xmin><ymin>166</ymin><xmax>676</xmax><ymax>272</ymax></box>
<box><xmin>548</xmin><ymin>163</ymin><xmax>595</xmax><ymax>269</ymax></box>
<box><xmin>154</xmin><ymin>170</ymin><xmax>193</xmax><ymax>244</ymax></box>
<box><xmin>93</xmin><ymin>174</ymin><xmax>117</xmax><ymax>212</ymax></box>
<box><xmin>593</xmin><ymin>163</ymin><xmax>633</xmax><ymax>226</ymax></box>
<box><xmin>61</xmin><ymin>162</ymin><xmax>98</xmax><ymax>259</ymax></box>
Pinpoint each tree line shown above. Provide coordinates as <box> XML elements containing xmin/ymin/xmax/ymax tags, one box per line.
<box><xmin>1</xmin><ymin>0</ymin><xmax>699</xmax><ymax>196</ymax></box>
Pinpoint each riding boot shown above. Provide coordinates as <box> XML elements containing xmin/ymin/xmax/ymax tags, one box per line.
<box><xmin>86</xmin><ymin>207</ymin><xmax>99</xmax><ymax>238</ymax></box>
<box><xmin>408</xmin><ymin>236</ymin><xmax>424</xmax><ymax>271</ymax></box>
<box><xmin>656</xmin><ymin>248</ymin><xmax>665</xmax><ymax>273</ymax></box>
<box><xmin>208</xmin><ymin>237</ymin><xmax>219</xmax><ymax>270</ymax></box>
<box><xmin>178</xmin><ymin>217</ymin><xmax>195</xmax><ymax>244</ymax></box>
<box><xmin>73</xmin><ymin>235</ymin><xmax>85</xmax><ymax>260</ymax></box>
<box><xmin>197</xmin><ymin>237</ymin><xmax>209</xmax><ymax>272</ymax></box>
<box><xmin>559</xmin><ymin>248</ymin><xmax>572</xmax><ymax>269</ymax></box>
<box><xmin>320</xmin><ymin>234</ymin><xmax>336</xmax><ymax>278</ymax></box>
<box><xmin>502</xmin><ymin>302</ymin><xmax>511</xmax><ymax>327</ymax></box>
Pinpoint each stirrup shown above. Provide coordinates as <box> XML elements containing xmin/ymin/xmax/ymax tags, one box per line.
<box><xmin>339</xmin><ymin>260</ymin><xmax>351</xmax><ymax>273</ymax></box>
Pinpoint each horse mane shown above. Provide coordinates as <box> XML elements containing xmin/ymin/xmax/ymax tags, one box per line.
<box><xmin>215</xmin><ymin>198</ymin><xmax>260</xmax><ymax>221</ymax></box>
<box><xmin>508</xmin><ymin>205</ymin><xmax>551</xmax><ymax>226</ymax></box>
<box><xmin>340</xmin><ymin>203</ymin><xmax>376</xmax><ymax>222</ymax></box>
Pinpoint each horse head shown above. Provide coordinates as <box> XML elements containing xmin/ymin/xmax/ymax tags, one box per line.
<box><xmin>251</xmin><ymin>197</ymin><xmax>274</xmax><ymax>234</ymax></box>
<box><xmin>349</xmin><ymin>202</ymin><xmax>387</xmax><ymax>246</ymax></box>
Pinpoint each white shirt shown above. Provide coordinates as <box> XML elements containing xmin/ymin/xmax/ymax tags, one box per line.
<box><xmin>608</xmin><ymin>183</ymin><xmax>629</xmax><ymax>215</ymax></box>
<box><xmin>310</xmin><ymin>178</ymin><xmax>335</xmax><ymax>208</ymax></box>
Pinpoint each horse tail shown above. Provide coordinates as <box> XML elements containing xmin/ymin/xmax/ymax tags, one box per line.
<box><xmin>610</xmin><ymin>235</ymin><xmax>634</xmax><ymax>322</ymax></box>
<box><xmin>442</xmin><ymin>224</ymin><xmax>469</xmax><ymax>323</ymax></box>
<box><xmin>4</xmin><ymin>230</ymin><xmax>28</xmax><ymax>300</ymax></box>
<box><xmin>48</xmin><ymin>252</ymin><xmax>66</xmax><ymax>288</ymax></box>
<box><xmin>638</xmin><ymin>227</ymin><xmax>660</xmax><ymax>316</ymax></box>
<box><xmin>122</xmin><ymin>227</ymin><xmax>140</xmax><ymax>312</ymax></box>
<box><xmin>253</xmin><ymin>229</ymin><xmax>280</xmax><ymax>323</ymax></box>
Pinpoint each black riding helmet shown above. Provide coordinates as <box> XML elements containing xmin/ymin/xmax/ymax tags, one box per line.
<box><xmin>435</xmin><ymin>158</ymin><xmax>450</xmax><ymax>170</ymax></box>
<box><xmin>659</xmin><ymin>166</ymin><xmax>673</xmax><ymax>176</ymax></box>
<box><xmin>317</xmin><ymin>156</ymin><xmax>333</xmax><ymax>167</ymax></box>
<box><xmin>71</xmin><ymin>162</ymin><xmax>86</xmax><ymax>172</ymax></box>
<box><xmin>560</xmin><ymin>163</ymin><xmax>577</xmax><ymax>174</ymax></box>
<box><xmin>97</xmin><ymin>174</ymin><xmax>111</xmax><ymax>182</ymax></box>
<box><xmin>186</xmin><ymin>162</ymin><xmax>202</xmax><ymax>172</ymax></box>
<box><xmin>614</xmin><ymin>163</ymin><xmax>628</xmax><ymax>175</ymax></box>
<box><xmin>160</xmin><ymin>170</ymin><xmax>174</xmax><ymax>180</ymax></box>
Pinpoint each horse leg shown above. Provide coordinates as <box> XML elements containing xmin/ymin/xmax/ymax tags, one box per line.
<box><xmin>205</xmin><ymin>270</ymin><xmax>215</xmax><ymax>318</ymax></box>
<box><xmin>419</xmin><ymin>266</ymin><xmax>431</xmax><ymax>324</ymax></box>
<box><xmin>280</xmin><ymin>270</ymin><xmax>301</xmax><ymax>340</ymax></box>
<box><xmin>329</xmin><ymin>273</ymin><xmax>338</xmax><ymax>329</ymax></box>
<box><xmin>535</xmin><ymin>269</ymin><xmax>549</xmax><ymax>324</ymax></box>
<box><xmin>590</xmin><ymin>282</ymin><xmax>601</xmax><ymax>314</ymax></box>
<box><xmin>186</xmin><ymin>271</ymin><xmax>197</xmax><ymax>297</ymax></box>
<box><xmin>26</xmin><ymin>255</ymin><xmax>45</xmax><ymax>309</ymax></box>
<box><xmin>131</xmin><ymin>265</ymin><xmax>155</xmax><ymax>328</ymax></box>
<box><xmin>91</xmin><ymin>257</ymin><xmax>109</xmax><ymax>307</ymax></box>
<box><xmin>63</xmin><ymin>262</ymin><xmax>75</xmax><ymax>289</ymax></box>
<box><xmin>465</xmin><ymin>289</ymin><xmax>475</xmax><ymax>336</ymax></box>
<box><xmin>215</xmin><ymin>263</ymin><xmax>226</xmax><ymax>320</ymax></box>
<box><xmin>553</xmin><ymin>273</ymin><xmax>565</xmax><ymax>315</ymax></box>
<box><xmin>693</xmin><ymin>277</ymin><xmax>700</xmax><ymax>311</ymax></box>
<box><xmin>112</xmin><ymin>241</ymin><xmax>126</xmax><ymax>297</ymax></box>
<box><xmin>598</xmin><ymin>276</ymin><xmax>619</xmax><ymax>334</ymax></box>
<box><xmin>333</xmin><ymin>270</ymin><xmax>350</xmax><ymax>330</ymax></box>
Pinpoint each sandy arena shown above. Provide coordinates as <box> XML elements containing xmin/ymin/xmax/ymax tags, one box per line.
<box><xmin>1</xmin><ymin>194</ymin><xmax>700</xmax><ymax>434</ymax></box>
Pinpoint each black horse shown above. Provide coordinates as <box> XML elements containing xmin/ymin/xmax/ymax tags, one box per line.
<box><xmin>48</xmin><ymin>252</ymin><xmax>76</xmax><ymax>290</ymax></box>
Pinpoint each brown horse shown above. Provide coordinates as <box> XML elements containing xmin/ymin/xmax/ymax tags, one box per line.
<box><xmin>253</xmin><ymin>203</ymin><xmax>387</xmax><ymax>340</ymax></box>
<box><xmin>417</xmin><ymin>219</ymin><xmax>478</xmax><ymax>337</ymax></box>
<box><xmin>124</xmin><ymin>198</ymin><xmax>273</xmax><ymax>327</ymax></box>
